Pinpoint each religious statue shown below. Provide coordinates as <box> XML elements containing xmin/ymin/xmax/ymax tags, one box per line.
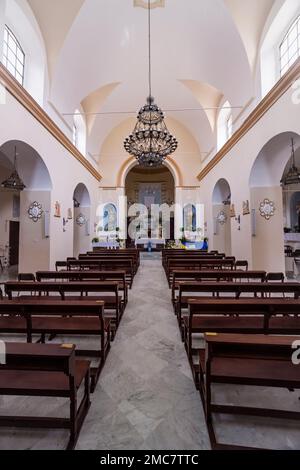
<box><xmin>243</xmin><ymin>200</ymin><xmax>250</xmax><ymax>215</ymax></box>
<box><xmin>54</xmin><ymin>201</ymin><xmax>61</xmax><ymax>218</ymax></box>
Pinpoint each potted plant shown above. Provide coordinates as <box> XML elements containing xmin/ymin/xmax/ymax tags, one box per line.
<box><xmin>179</xmin><ymin>228</ymin><xmax>187</xmax><ymax>245</ymax></box>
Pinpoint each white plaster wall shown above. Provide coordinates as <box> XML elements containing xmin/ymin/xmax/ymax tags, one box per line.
<box><xmin>73</xmin><ymin>206</ymin><xmax>91</xmax><ymax>257</ymax></box>
<box><xmin>213</xmin><ymin>204</ymin><xmax>232</xmax><ymax>255</ymax></box>
<box><xmin>19</xmin><ymin>190</ymin><xmax>50</xmax><ymax>272</ymax></box>
<box><xmin>0</xmin><ymin>190</ymin><xmax>19</xmax><ymax>249</ymax></box>
<box><xmin>198</xmin><ymin>80</ymin><xmax>300</xmax><ymax>271</ymax></box>
<box><xmin>251</xmin><ymin>186</ymin><xmax>285</xmax><ymax>272</ymax></box>
<box><xmin>0</xmin><ymin>90</ymin><xmax>100</xmax><ymax>271</ymax></box>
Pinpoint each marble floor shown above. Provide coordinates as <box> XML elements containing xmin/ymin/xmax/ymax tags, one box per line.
<box><xmin>0</xmin><ymin>257</ymin><xmax>300</xmax><ymax>450</ymax></box>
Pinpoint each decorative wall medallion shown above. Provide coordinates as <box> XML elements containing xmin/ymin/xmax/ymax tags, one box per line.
<box><xmin>230</xmin><ymin>204</ymin><xmax>236</xmax><ymax>218</ymax></box>
<box><xmin>54</xmin><ymin>201</ymin><xmax>61</xmax><ymax>218</ymax></box>
<box><xmin>243</xmin><ymin>200</ymin><xmax>250</xmax><ymax>215</ymax></box>
<box><xmin>259</xmin><ymin>199</ymin><xmax>275</xmax><ymax>220</ymax></box>
<box><xmin>76</xmin><ymin>213</ymin><xmax>87</xmax><ymax>226</ymax></box>
<box><xmin>28</xmin><ymin>201</ymin><xmax>43</xmax><ymax>222</ymax></box>
<box><xmin>134</xmin><ymin>0</ymin><xmax>165</xmax><ymax>9</ymax></box>
<box><xmin>217</xmin><ymin>211</ymin><xmax>227</xmax><ymax>225</ymax></box>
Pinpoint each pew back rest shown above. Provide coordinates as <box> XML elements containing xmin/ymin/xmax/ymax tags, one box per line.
<box><xmin>4</xmin><ymin>281</ymin><xmax>119</xmax><ymax>300</ymax></box>
<box><xmin>204</xmin><ymin>333</ymin><xmax>298</xmax><ymax>363</ymax></box>
<box><xmin>0</xmin><ymin>342</ymin><xmax>76</xmax><ymax>377</ymax></box>
<box><xmin>177</xmin><ymin>281</ymin><xmax>300</xmax><ymax>298</ymax></box>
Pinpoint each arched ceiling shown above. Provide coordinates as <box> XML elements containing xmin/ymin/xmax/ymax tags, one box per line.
<box><xmin>27</xmin><ymin>0</ymin><xmax>85</xmax><ymax>80</ymax></box>
<box><xmin>22</xmin><ymin>0</ymin><xmax>278</xmax><ymax>176</ymax></box>
<box><xmin>224</xmin><ymin>0</ymin><xmax>275</xmax><ymax>72</ymax></box>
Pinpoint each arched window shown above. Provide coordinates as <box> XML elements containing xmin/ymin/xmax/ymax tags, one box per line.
<box><xmin>3</xmin><ymin>25</ymin><xmax>25</xmax><ymax>85</ymax></box>
<box><xmin>183</xmin><ymin>204</ymin><xmax>196</xmax><ymax>232</ymax></box>
<box><xmin>103</xmin><ymin>204</ymin><xmax>117</xmax><ymax>232</ymax></box>
<box><xmin>280</xmin><ymin>16</ymin><xmax>300</xmax><ymax>76</ymax></box>
<box><xmin>217</xmin><ymin>101</ymin><xmax>232</xmax><ymax>151</ymax></box>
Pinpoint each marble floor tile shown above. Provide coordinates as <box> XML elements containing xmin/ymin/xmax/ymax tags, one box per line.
<box><xmin>0</xmin><ymin>256</ymin><xmax>299</xmax><ymax>450</ymax></box>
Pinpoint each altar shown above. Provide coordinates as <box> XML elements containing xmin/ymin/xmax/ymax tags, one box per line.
<box><xmin>135</xmin><ymin>238</ymin><xmax>166</xmax><ymax>248</ymax></box>
<box><xmin>92</xmin><ymin>241</ymin><xmax>120</xmax><ymax>249</ymax></box>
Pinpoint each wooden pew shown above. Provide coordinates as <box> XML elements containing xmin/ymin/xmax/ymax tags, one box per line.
<box><xmin>67</xmin><ymin>259</ymin><xmax>134</xmax><ymax>288</ymax></box>
<box><xmin>162</xmin><ymin>251</ymin><xmax>223</xmax><ymax>270</ymax></box>
<box><xmin>36</xmin><ymin>270</ymin><xmax>128</xmax><ymax>305</ymax></box>
<box><xmin>176</xmin><ymin>281</ymin><xmax>300</xmax><ymax>330</ymax></box>
<box><xmin>185</xmin><ymin>298</ymin><xmax>300</xmax><ymax>386</ymax></box>
<box><xmin>0</xmin><ymin>342</ymin><xmax>90</xmax><ymax>450</ymax></box>
<box><xmin>200</xmin><ymin>333</ymin><xmax>300</xmax><ymax>450</ymax></box>
<box><xmin>171</xmin><ymin>270</ymin><xmax>267</xmax><ymax>304</ymax></box>
<box><xmin>0</xmin><ymin>300</ymin><xmax>109</xmax><ymax>391</ymax></box>
<box><xmin>5</xmin><ymin>280</ymin><xmax>123</xmax><ymax>330</ymax></box>
<box><xmin>85</xmin><ymin>249</ymin><xmax>140</xmax><ymax>268</ymax></box>
<box><xmin>166</xmin><ymin>259</ymin><xmax>236</xmax><ymax>285</ymax></box>
<box><xmin>79</xmin><ymin>254</ymin><xmax>139</xmax><ymax>274</ymax></box>
<box><xmin>163</xmin><ymin>254</ymin><xmax>224</xmax><ymax>272</ymax></box>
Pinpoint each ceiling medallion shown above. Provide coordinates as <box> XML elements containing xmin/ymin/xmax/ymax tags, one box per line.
<box><xmin>217</xmin><ymin>211</ymin><xmax>227</xmax><ymax>225</ymax></box>
<box><xmin>134</xmin><ymin>0</ymin><xmax>165</xmax><ymax>9</ymax></box>
<box><xmin>259</xmin><ymin>199</ymin><xmax>275</xmax><ymax>220</ymax></box>
<box><xmin>76</xmin><ymin>213</ymin><xmax>87</xmax><ymax>226</ymax></box>
<box><xmin>125</xmin><ymin>0</ymin><xmax>177</xmax><ymax>168</ymax></box>
<box><xmin>28</xmin><ymin>201</ymin><xmax>43</xmax><ymax>222</ymax></box>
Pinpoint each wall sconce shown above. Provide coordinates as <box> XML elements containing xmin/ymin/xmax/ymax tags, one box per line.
<box><xmin>251</xmin><ymin>209</ymin><xmax>256</xmax><ymax>237</ymax></box>
<box><xmin>213</xmin><ymin>217</ymin><xmax>218</xmax><ymax>236</ymax></box>
<box><xmin>235</xmin><ymin>215</ymin><xmax>241</xmax><ymax>231</ymax></box>
<box><xmin>44</xmin><ymin>211</ymin><xmax>50</xmax><ymax>238</ymax></box>
<box><xmin>63</xmin><ymin>217</ymin><xmax>69</xmax><ymax>233</ymax></box>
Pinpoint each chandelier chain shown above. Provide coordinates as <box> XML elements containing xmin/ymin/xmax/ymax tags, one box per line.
<box><xmin>148</xmin><ymin>0</ymin><xmax>152</xmax><ymax>99</ymax></box>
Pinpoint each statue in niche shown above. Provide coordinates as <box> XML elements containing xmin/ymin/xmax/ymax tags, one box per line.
<box><xmin>243</xmin><ymin>200</ymin><xmax>250</xmax><ymax>215</ymax></box>
<box><xmin>54</xmin><ymin>201</ymin><xmax>61</xmax><ymax>218</ymax></box>
<box><xmin>230</xmin><ymin>204</ymin><xmax>236</xmax><ymax>218</ymax></box>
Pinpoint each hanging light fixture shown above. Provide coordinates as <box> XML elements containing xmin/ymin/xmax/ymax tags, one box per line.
<box><xmin>124</xmin><ymin>0</ymin><xmax>178</xmax><ymax>167</ymax></box>
<box><xmin>281</xmin><ymin>138</ymin><xmax>300</xmax><ymax>186</ymax></box>
<box><xmin>1</xmin><ymin>146</ymin><xmax>26</xmax><ymax>191</ymax></box>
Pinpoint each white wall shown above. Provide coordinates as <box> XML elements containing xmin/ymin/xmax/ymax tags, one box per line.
<box><xmin>198</xmin><ymin>79</ymin><xmax>300</xmax><ymax>271</ymax></box>
<box><xmin>19</xmin><ymin>190</ymin><xmax>50</xmax><ymax>272</ymax></box>
<box><xmin>0</xmin><ymin>88</ymin><xmax>100</xmax><ymax>271</ymax></box>
<box><xmin>251</xmin><ymin>186</ymin><xmax>285</xmax><ymax>272</ymax></box>
<box><xmin>73</xmin><ymin>206</ymin><xmax>91</xmax><ymax>257</ymax></box>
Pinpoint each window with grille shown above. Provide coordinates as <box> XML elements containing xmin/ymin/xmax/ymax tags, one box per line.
<box><xmin>280</xmin><ymin>16</ymin><xmax>300</xmax><ymax>76</ymax></box>
<box><xmin>3</xmin><ymin>25</ymin><xmax>25</xmax><ymax>85</ymax></box>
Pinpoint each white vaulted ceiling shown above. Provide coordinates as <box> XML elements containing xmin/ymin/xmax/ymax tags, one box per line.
<box><xmin>23</xmin><ymin>0</ymin><xmax>278</xmax><ymax>179</ymax></box>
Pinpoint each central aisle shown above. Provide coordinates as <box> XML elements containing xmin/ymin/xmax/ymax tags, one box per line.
<box><xmin>77</xmin><ymin>256</ymin><xmax>210</xmax><ymax>450</ymax></box>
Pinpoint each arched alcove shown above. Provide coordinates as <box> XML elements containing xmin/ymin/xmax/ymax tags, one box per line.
<box><xmin>0</xmin><ymin>140</ymin><xmax>52</xmax><ymax>273</ymax></box>
<box><xmin>103</xmin><ymin>204</ymin><xmax>117</xmax><ymax>232</ymax></box>
<box><xmin>183</xmin><ymin>204</ymin><xmax>196</xmax><ymax>232</ymax></box>
<box><xmin>249</xmin><ymin>131</ymin><xmax>300</xmax><ymax>273</ymax></box>
<box><xmin>212</xmin><ymin>178</ymin><xmax>232</xmax><ymax>255</ymax></box>
<box><xmin>125</xmin><ymin>164</ymin><xmax>175</xmax><ymax>245</ymax></box>
<box><xmin>73</xmin><ymin>183</ymin><xmax>91</xmax><ymax>257</ymax></box>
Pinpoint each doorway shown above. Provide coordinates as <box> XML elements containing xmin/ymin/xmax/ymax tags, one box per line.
<box><xmin>9</xmin><ymin>221</ymin><xmax>20</xmax><ymax>266</ymax></box>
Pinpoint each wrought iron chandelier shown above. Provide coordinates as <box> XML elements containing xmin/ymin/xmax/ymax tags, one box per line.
<box><xmin>1</xmin><ymin>146</ymin><xmax>26</xmax><ymax>191</ymax></box>
<box><xmin>124</xmin><ymin>0</ymin><xmax>178</xmax><ymax>167</ymax></box>
<box><xmin>281</xmin><ymin>138</ymin><xmax>300</xmax><ymax>186</ymax></box>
